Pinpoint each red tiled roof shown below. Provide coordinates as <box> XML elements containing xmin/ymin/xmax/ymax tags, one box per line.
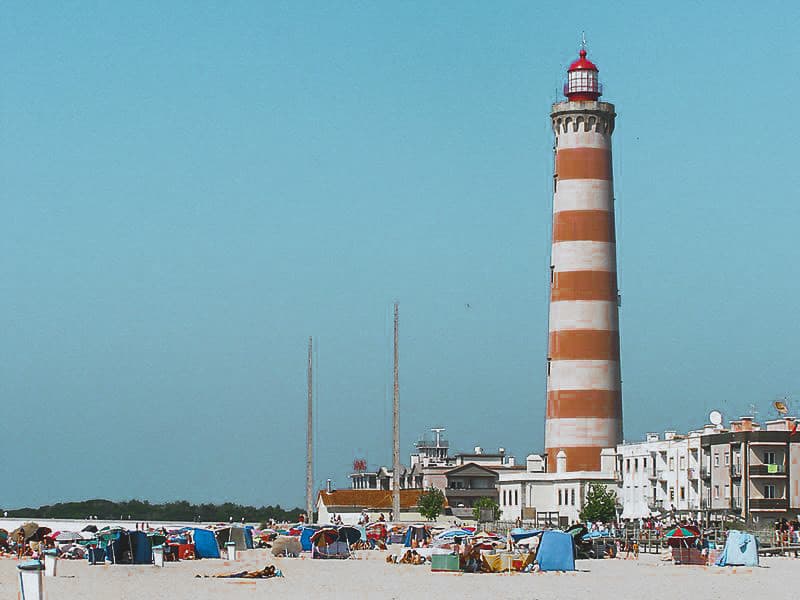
<box><xmin>317</xmin><ymin>489</ymin><xmax>428</xmax><ymax>510</ymax></box>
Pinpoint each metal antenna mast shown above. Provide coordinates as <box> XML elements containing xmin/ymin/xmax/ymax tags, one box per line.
<box><xmin>306</xmin><ymin>336</ymin><xmax>314</xmax><ymax>523</ymax></box>
<box><xmin>392</xmin><ymin>302</ymin><xmax>401</xmax><ymax>521</ymax></box>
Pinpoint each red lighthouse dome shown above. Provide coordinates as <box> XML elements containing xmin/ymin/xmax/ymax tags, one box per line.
<box><xmin>564</xmin><ymin>49</ymin><xmax>602</xmax><ymax>101</ymax></box>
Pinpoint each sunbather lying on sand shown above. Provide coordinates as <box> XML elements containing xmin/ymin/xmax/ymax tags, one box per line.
<box><xmin>196</xmin><ymin>565</ymin><xmax>282</xmax><ymax>579</ymax></box>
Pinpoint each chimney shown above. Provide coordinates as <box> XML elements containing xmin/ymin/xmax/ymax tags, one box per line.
<box><xmin>556</xmin><ymin>450</ymin><xmax>567</xmax><ymax>474</ymax></box>
<box><xmin>646</xmin><ymin>432</ymin><xmax>659</xmax><ymax>442</ymax></box>
<box><xmin>664</xmin><ymin>430</ymin><xmax>676</xmax><ymax>441</ymax></box>
<box><xmin>527</xmin><ymin>454</ymin><xmax>544</xmax><ymax>473</ymax></box>
<box><xmin>474</xmin><ymin>446</ymin><xmax>483</xmax><ymax>455</ymax></box>
<box><xmin>326</xmin><ymin>479</ymin><xmax>332</xmax><ymax>493</ymax></box>
<box><xmin>740</xmin><ymin>416</ymin><xmax>753</xmax><ymax>432</ymax></box>
<box><xmin>600</xmin><ymin>448</ymin><xmax>616</xmax><ymax>473</ymax></box>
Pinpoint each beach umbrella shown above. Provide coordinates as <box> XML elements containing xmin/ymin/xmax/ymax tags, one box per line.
<box><xmin>665</xmin><ymin>526</ymin><xmax>698</xmax><ymax>548</ymax></box>
<box><xmin>337</xmin><ymin>526</ymin><xmax>361</xmax><ymax>546</ymax></box>
<box><xmin>436</xmin><ymin>528</ymin><xmax>472</xmax><ymax>540</ymax></box>
<box><xmin>9</xmin><ymin>522</ymin><xmax>40</xmax><ymax>541</ymax></box>
<box><xmin>366</xmin><ymin>523</ymin><xmax>387</xmax><ymax>540</ymax></box>
<box><xmin>82</xmin><ymin>525</ymin><xmax>98</xmax><ymax>533</ymax></box>
<box><xmin>665</xmin><ymin>526</ymin><xmax>698</xmax><ymax>539</ymax></box>
<box><xmin>310</xmin><ymin>528</ymin><xmax>338</xmax><ymax>547</ymax></box>
<box><xmin>56</xmin><ymin>531</ymin><xmax>84</xmax><ymax>542</ymax></box>
<box><xmin>30</xmin><ymin>527</ymin><xmax>52</xmax><ymax>542</ymax></box>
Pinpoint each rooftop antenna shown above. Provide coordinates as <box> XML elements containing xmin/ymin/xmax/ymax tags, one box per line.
<box><xmin>748</xmin><ymin>403</ymin><xmax>758</xmax><ymax>423</ymax></box>
<box><xmin>431</xmin><ymin>428</ymin><xmax>446</xmax><ymax>447</ymax></box>
<box><xmin>581</xmin><ymin>31</ymin><xmax>587</xmax><ymax>49</ymax></box>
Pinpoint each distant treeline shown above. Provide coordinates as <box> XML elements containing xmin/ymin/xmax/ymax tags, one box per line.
<box><xmin>5</xmin><ymin>499</ymin><xmax>303</xmax><ymax>523</ymax></box>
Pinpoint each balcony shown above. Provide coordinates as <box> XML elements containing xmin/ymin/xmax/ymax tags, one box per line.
<box><xmin>731</xmin><ymin>497</ymin><xmax>742</xmax><ymax>510</ymax></box>
<box><xmin>700</xmin><ymin>467</ymin><xmax>711</xmax><ymax>479</ymax></box>
<box><xmin>749</xmin><ymin>464</ymin><xmax>787</xmax><ymax>476</ymax></box>
<box><xmin>730</xmin><ymin>464</ymin><xmax>742</xmax><ymax>478</ymax></box>
<box><xmin>749</xmin><ymin>498</ymin><xmax>788</xmax><ymax>510</ymax></box>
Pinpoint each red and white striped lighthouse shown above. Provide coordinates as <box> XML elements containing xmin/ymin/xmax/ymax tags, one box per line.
<box><xmin>545</xmin><ymin>48</ymin><xmax>622</xmax><ymax>472</ymax></box>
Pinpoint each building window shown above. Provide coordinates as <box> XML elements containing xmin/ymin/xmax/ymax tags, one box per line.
<box><xmin>764</xmin><ymin>484</ymin><xmax>776</xmax><ymax>499</ymax></box>
<box><xmin>679</xmin><ymin>456</ymin><xmax>685</xmax><ymax>470</ymax></box>
<box><xmin>724</xmin><ymin>453</ymin><xmax>729</xmax><ymax>466</ymax></box>
<box><xmin>558</xmin><ymin>490</ymin><xmax>562</xmax><ymax>505</ymax></box>
<box><xmin>571</xmin><ymin>489</ymin><xmax>576</xmax><ymax>506</ymax></box>
<box><xmin>643</xmin><ymin>458</ymin><xmax>647</xmax><ymax>470</ymax></box>
<box><xmin>669</xmin><ymin>457</ymin><xmax>674</xmax><ymax>470</ymax></box>
<box><xmin>502</xmin><ymin>490</ymin><xmax>506</xmax><ymax>505</ymax></box>
<box><xmin>669</xmin><ymin>488</ymin><xmax>674</xmax><ymax>501</ymax></box>
<box><xmin>714</xmin><ymin>454</ymin><xmax>719</xmax><ymax>467</ymax></box>
<box><xmin>724</xmin><ymin>484</ymin><xmax>730</xmax><ymax>499</ymax></box>
<box><xmin>634</xmin><ymin>459</ymin><xmax>638</xmax><ymax>471</ymax></box>
<box><xmin>626</xmin><ymin>459</ymin><xmax>630</xmax><ymax>472</ymax></box>
<box><xmin>714</xmin><ymin>485</ymin><xmax>720</xmax><ymax>499</ymax></box>
<box><xmin>765</xmin><ymin>451</ymin><xmax>776</xmax><ymax>465</ymax></box>
<box><xmin>680</xmin><ymin>487</ymin><xmax>685</xmax><ymax>501</ymax></box>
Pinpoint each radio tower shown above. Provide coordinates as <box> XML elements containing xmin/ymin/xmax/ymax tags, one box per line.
<box><xmin>392</xmin><ymin>302</ymin><xmax>400</xmax><ymax>521</ymax></box>
<box><xmin>306</xmin><ymin>337</ymin><xmax>314</xmax><ymax>523</ymax></box>
<box><xmin>545</xmin><ymin>45</ymin><xmax>623</xmax><ymax>472</ymax></box>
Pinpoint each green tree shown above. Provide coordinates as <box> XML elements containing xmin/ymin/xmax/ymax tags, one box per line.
<box><xmin>472</xmin><ymin>497</ymin><xmax>501</xmax><ymax>522</ymax></box>
<box><xmin>579</xmin><ymin>483</ymin><xmax>617</xmax><ymax>523</ymax></box>
<box><xmin>417</xmin><ymin>487</ymin><xmax>446</xmax><ymax>521</ymax></box>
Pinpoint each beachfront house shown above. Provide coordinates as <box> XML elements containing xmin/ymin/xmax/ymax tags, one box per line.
<box><xmin>497</xmin><ymin>449</ymin><xmax>620</xmax><ymax>526</ymax></box>
<box><xmin>315</xmin><ymin>489</ymin><xmax>428</xmax><ymax>525</ymax></box>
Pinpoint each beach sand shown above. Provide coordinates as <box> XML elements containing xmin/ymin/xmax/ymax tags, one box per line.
<box><xmin>1</xmin><ymin>548</ymin><xmax>797</xmax><ymax>600</ymax></box>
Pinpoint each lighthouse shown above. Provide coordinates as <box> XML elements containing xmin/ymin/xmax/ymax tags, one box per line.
<box><xmin>545</xmin><ymin>48</ymin><xmax>622</xmax><ymax>472</ymax></box>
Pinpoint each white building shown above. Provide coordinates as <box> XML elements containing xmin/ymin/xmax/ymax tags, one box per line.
<box><xmin>617</xmin><ymin>427</ymin><xmax>715</xmax><ymax>519</ymax></box>
<box><xmin>497</xmin><ymin>449</ymin><xmax>619</xmax><ymax>526</ymax></box>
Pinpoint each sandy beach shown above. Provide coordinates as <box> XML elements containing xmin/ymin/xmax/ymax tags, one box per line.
<box><xmin>2</xmin><ymin>548</ymin><xmax>798</xmax><ymax>600</ymax></box>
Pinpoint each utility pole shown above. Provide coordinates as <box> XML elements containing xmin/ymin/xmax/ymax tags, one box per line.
<box><xmin>306</xmin><ymin>336</ymin><xmax>314</xmax><ymax>524</ymax></box>
<box><xmin>392</xmin><ymin>302</ymin><xmax>401</xmax><ymax>522</ymax></box>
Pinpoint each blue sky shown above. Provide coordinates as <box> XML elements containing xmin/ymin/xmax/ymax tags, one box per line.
<box><xmin>1</xmin><ymin>1</ymin><xmax>798</xmax><ymax>509</ymax></box>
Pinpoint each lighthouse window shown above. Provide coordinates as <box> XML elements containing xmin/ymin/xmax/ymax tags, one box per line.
<box><xmin>547</xmin><ymin>358</ymin><xmax>551</xmax><ymax>376</ymax></box>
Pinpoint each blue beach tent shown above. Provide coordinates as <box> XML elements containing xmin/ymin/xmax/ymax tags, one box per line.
<box><xmin>536</xmin><ymin>530</ymin><xmax>575</xmax><ymax>572</ymax></box>
<box><xmin>193</xmin><ymin>529</ymin><xmax>221</xmax><ymax>559</ymax></box>
<box><xmin>244</xmin><ymin>526</ymin><xmax>254</xmax><ymax>549</ymax></box>
<box><xmin>715</xmin><ymin>530</ymin><xmax>759</xmax><ymax>567</ymax></box>
<box><xmin>299</xmin><ymin>526</ymin><xmax>319</xmax><ymax>551</ymax></box>
<box><xmin>403</xmin><ymin>525</ymin><xmax>430</xmax><ymax>547</ymax></box>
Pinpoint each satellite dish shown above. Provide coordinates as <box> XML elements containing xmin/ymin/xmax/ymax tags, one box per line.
<box><xmin>709</xmin><ymin>410</ymin><xmax>723</xmax><ymax>426</ymax></box>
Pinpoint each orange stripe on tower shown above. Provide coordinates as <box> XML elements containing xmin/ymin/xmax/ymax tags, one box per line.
<box><xmin>546</xmin><ymin>447</ymin><xmax>603</xmax><ymax>472</ymax></box>
<box><xmin>551</xmin><ymin>271</ymin><xmax>618</xmax><ymax>302</ymax></box>
<box><xmin>547</xmin><ymin>390</ymin><xmax>621</xmax><ymax>419</ymax></box>
<box><xmin>549</xmin><ymin>330</ymin><xmax>620</xmax><ymax>360</ymax></box>
<box><xmin>553</xmin><ymin>210</ymin><xmax>615</xmax><ymax>243</ymax></box>
<box><xmin>556</xmin><ymin>148</ymin><xmax>611</xmax><ymax>180</ymax></box>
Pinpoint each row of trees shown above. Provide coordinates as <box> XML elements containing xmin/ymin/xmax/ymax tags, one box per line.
<box><xmin>5</xmin><ymin>499</ymin><xmax>304</xmax><ymax>523</ymax></box>
<box><xmin>415</xmin><ymin>482</ymin><xmax>617</xmax><ymax>523</ymax></box>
